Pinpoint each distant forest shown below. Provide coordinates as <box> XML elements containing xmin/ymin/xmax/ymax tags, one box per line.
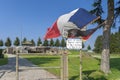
<box><xmin>94</xmin><ymin>27</ymin><xmax>120</xmax><ymax>53</ymax></box>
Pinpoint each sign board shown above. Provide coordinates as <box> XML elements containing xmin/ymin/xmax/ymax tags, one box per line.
<box><xmin>66</xmin><ymin>38</ymin><xmax>82</xmax><ymax>50</ymax></box>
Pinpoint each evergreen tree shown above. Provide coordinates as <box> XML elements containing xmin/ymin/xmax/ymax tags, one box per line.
<box><xmin>22</xmin><ymin>37</ymin><xmax>27</xmax><ymax>43</ymax></box>
<box><xmin>14</xmin><ymin>37</ymin><xmax>20</xmax><ymax>46</ymax></box>
<box><xmin>5</xmin><ymin>37</ymin><xmax>12</xmax><ymax>47</ymax></box>
<box><xmin>22</xmin><ymin>37</ymin><xmax>27</xmax><ymax>45</ymax></box>
<box><xmin>87</xmin><ymin>45</ymin><xmax>91</xmax><ymax>50</ymax></box>
<box><xmin>60</xmin><ymin>38</ymin><xmax>66</xmax><ymax>47</ymax></box>
<box><xmin>50</xmin><ymin>39</ymin><xmax>54</xmax><ymax>47</ymax></box>
<box><xmin>94</xmin><ymin>35</ymin><xmax>102</xmax><ymax>53</ymax></box>
<box><xmin>31</xmin><ymin>39</ymin><xmax>36</xmax><ymax>46</ymax></box>
<box><xmin>55</xmin><ymin>39</ymin><xmax>60</xmax><ymax>47</ymax></box>
<box><xmin>82</xmin><ymin>42</ymin><xmax>85</xmax><ymax>48</ymax></box>
<box><xmin>0</xmin><ymin>39</ymin><xmax>4</xmax><ymax>47</ymax></box>
<box><xmin>43</xmin><ymin>40</ymin><xmax>49</xmax><ymax>46</ymax></box>
<box><xmin>37</xmin><ymin>37</ymin><xmax>42</xmax><ymax>46</ymax></box>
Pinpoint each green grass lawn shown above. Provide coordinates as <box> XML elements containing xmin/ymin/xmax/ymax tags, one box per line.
<box><xmin>0</xmin><ymin>54</ymin><xmax>8</xmax><ymax>66</ymax></box>
<box><xmin>21</xmin><ymin>52</ymin><xmax>120</xmax><ymax>80</ymax></box>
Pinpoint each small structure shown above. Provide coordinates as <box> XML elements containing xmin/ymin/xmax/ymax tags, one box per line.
<box><xmin>22</xmin><ymin>41</ymin><xmax>33</xmax><ymax>46</ymax></box>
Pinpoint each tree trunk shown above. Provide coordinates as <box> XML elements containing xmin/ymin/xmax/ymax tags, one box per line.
<box><xmin>100</xmin><ymin>26</ymin><xmax>110</xmax><ymax>74</ymax></box>
<box><xmin>100</xmin><ymin>0</ymin><xmax>114</xmax><ymax>74</ymax></box>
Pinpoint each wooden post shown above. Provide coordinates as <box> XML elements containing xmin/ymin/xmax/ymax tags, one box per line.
<box><xmin>80</xmin><ymin>50</ymin><xmax>82</xmax><ymax>80</ymax></box>
<box><xmin>16</xmin><ymin>53</ymin><xmax>19</xmax><ymax>80</ymax></box>
<box><xmin>61</xmin><ymin>53</ymin><xmax>63</xmax><ymax>80</ymax></box>
<box><xmin>61</xmin><ymin>51</ymin><xmax>68</xmax><ymax>80</ymax></box>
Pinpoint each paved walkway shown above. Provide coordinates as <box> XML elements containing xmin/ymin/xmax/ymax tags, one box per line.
<box><xmin>0</xmin><ymin>54</ymin><xmax>59</xmax><ymax>80</ymax></box>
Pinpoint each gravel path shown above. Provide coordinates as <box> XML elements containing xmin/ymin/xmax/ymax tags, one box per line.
<box><xmin>0</xmin><ymin>54</ymin><xmax>60</xmax><ymax>80</ymax></box>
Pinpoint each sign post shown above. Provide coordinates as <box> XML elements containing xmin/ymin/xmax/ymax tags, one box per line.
<box><xmin>66</xmin><ymin>38</ymin><xmax>82</xmax><ymax>80</ymax></box>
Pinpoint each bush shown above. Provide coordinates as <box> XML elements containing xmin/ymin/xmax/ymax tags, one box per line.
<box><xmin>88</xmin><ymin>71</ymin><xmax>107</xmax><ymax>80</ymax></box>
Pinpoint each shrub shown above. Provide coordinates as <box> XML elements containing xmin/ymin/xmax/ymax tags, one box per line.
<box><xmin>88</xmin><ymin>71</ymin><xmax>107</xmax><ymax>80</ymax></box>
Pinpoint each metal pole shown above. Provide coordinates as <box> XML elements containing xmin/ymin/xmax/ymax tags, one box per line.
<box><xmin>80</xmin><ymin>50</ymin><xmax>82</xmax><ymax>80</ymax></box>
<box><xmin>16</xmin><ymin>53</ymin><xmax>19</xmax><ymax>80</ymax></box>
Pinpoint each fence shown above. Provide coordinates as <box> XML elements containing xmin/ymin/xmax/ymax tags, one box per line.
<box><xmin>16</xmin><ymin>51</ymin><xmax>68</xmax><ymax>80</ymax></box>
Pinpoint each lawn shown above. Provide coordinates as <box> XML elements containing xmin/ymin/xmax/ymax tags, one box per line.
<box><xmin>0</xmin><ymin>54</ymin><xmax>8</xmax><ymax>66</ymax></box>
<box><xmin>21</xmin><ymin>51</ymin><xmax>120</xmax><ymax>80</ymax></box>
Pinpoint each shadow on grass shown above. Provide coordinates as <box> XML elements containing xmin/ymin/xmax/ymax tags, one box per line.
<box><xmin>83</xmin><ymin>70</ymin><xmax>107</xmax><ymax>80</ymax></box>
<box><xmin>69</xmin><ymin>75</ymin><xmax>79</xmax><ymax>80</ymax></box>
<box><xmin>110</xmin><ymin>58</ymin><xmax>120</xmax><ymax>70</ymax></box>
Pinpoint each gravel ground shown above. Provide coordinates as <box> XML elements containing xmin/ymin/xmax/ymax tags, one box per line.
<box><xmin>0</xmin><ymin>54</ymin><xmax>60</xmax><ymax>80</ymax></box>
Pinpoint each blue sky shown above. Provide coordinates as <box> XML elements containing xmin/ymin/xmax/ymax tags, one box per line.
<box><xmin>0</xmin><ymin>0</ymin><xmax>118</xmax><ymax>49</ymax></box>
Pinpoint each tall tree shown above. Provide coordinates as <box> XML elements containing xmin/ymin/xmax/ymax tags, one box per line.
<box><xmin>60</xmin><ymin>38</ymin><xmax>66</xmax><ymax>47</ymax></box>
<box><xmin>14</xmin><ymin>37</ymin><xmax>20</xmax><ymax>46</ymax></box>
<box><xmin>5</xmin><ymin>37</ymin><xmax>12</xmax><ymax>47</ymax></box>
<box><xmin>55</xmin><ymin>39</ymin><xmax>60</xmax><ymax>47</ymax></box>
<box><xmin>37</xmin><ymin>37</ymin><xmax>42</xmax><ymax>46</ymax></box>
<box><xmin>87</xmin><ymin>45</ymin><xmax>91</xmax><ymax>50</ymax></box>
<box><xmin>0</xmin><ymin>39</ymin><xmax>4</xmax><ymax>47</ymax></box>
<box><xmin>22</xmin><ymin>37</ymin><xmax>27</xmax><ymax>43</ymax></box>
<box><xmin>82</xmin><ymin>42</ymin><xmax>85</xmax><ymax>48</ymax></box>
<box><xmin>49</xmin><ymin>39</ymin><xmax>54</xmax><ymax>47</ymax></box>
<box><xmin>91</xmin><ymin>0</ymin><xmax>114</xmax><ymax>73</ymax></box>
<box><xmin>94</xmin><ymin>35</ymin><xmax>102</xmax><ymax>53</ymax></box>
<box><xmin>43</xmin><ymin>40</ymin><xmax>49</xmax><ymax>46</ymax></box>
<box><xmin>31</xmin><ymin>39</ymin><xmax>36</xmax><ymax>46</ymax></box>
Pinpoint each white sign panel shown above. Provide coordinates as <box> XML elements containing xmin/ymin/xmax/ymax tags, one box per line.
<box><xmin>66</xmin><ymin>38</ymin><xmax>82</xmax><ymax>50</ymax></box>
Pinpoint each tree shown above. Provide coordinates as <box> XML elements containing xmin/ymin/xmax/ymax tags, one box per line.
<box><xmin>5</xmin><ymin>37</ymin><xmax>12</xmax><ymax>47</ymax></box>
<box><xmin>94</xmin><ymin>35</ymin><xmax>102</xmax><ymax>53</ymax></box>
<box><xmin>31</xmin><ymin>39</ymin><xmax>36</xmax><ymax>46</ymax></box>
<box><xmin>49</xmin><ymin>39</ymin><xmax>54</xmax><ymax>47</ymax></box>
<box><xmin>43</xmin><ymin>40</ymin><xmax>49</xmax><ymax>46</ymax></box>
<box><xmin>87</xmin><ymin>45</ymin><xmax>91</xmax><ymax>50</ymax></box>
<box><xmin>14</xmin><ymin>37</ymin><xmax>20</xmax><ymax>46</ymax></box>
<box><xmin>60</xmin><ymin>38</ymin><xmax>66</xmax><ymax>47</ymax></box>
<box><xmin>0</xmin><ymin>39</ymin><xmax>4</xmax><ymax>47</ymax></box>
<box><xmin>82</xmin><ymin>42</ymin><xmax>85</xmax><ymax>48</ymax></box>
<box><xmin>91</xmin><ymin>0</ymin><xmax>114</xmax><ymax>73</ymax></box>
<box><xmin>22</xmin><ymin>37</ymin><xmax>27</xmax><ymax>43</ymax></box>
<box><xmin>37</xmin><ymin>37</ymin><xmax>42</xmax><ymax>46</ymax></box>
<box><xmin>55</xmin><ymin>39</ymin><xmax>60</xmax><ymax>47</ymax></box>
<box><xmin>94</xmin><ymin>30</ymin><xmax>120</xmax><ymax>54</ymax></box>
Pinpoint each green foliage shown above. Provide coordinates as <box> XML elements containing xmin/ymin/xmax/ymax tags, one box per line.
<box><xmin>49</xmin><ymin>39</ymin><xmax>54</xmax><ymax>46</ymax></box>
<box><xmin>0</xmin><ymin>39</ymin><xmax>4</xmax><ymax>47</ymax></box>
<box><xmin>37</xmin><ymin>37</ymin><xmax>42</xmax><ymax>46</ymax></box>
<box><xmin>5</xmin><ymin>37</ymin><xmax>12</xmax><ymax>47</ymax></box>
<box><xmin>54</xmin><ymin>39</ymin><xmax>60</xmax><ymax>47</ymax></box>
<box><xmin>90</xmin><ymin>0</ymin><xmax>104</xmax><ymax>24</ymax></box>
<box><xmin>0</xmin><ymin>49</ymin><xmax>4</xmax><ymax>58</ymax></box>
<box><xmin>14</xmin><ymin>37</ymin><xmax>20</xmax><ymax>46</ymax></box>
<box><xmin>87</xmin><ymin>45</ymin><xmax>91</xmax><ymax>50</ymax></box>
<box><xmin>60</xmin><ymin>38</ymin><xmax>66</xmax><ymax>47</ymax></box>
<box><xmin>43</xmin><ymin>39</ymin><xmax>49</xmax><ymax>46</ymax></box>
<box><xmin>82</xmin><ymin>42</ymin><xmax>85</xmax><ymax>48</ymax></box>
<box><xmin>0</xmin><ymin>54</ymin><xmax>8</xmax><ymax>65</ymax></box>
<box><xmin>94</xmin><ymin>32</ymin><xmax>120</xmax><ymax>53</ymax></box>
<box><xmin>31</xmin><ymin>39</ymin><xmax>36</xmax><ymax>46</ymax></box>
<box><xmin>88</xmin><ymin>71</ymin><xmax>106</xmax><ymax>80</ymax></box>
<box><xmin>94</xmin><ymin>35</ymin><xmax>102</xmax><ymax>53</ymax></box>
